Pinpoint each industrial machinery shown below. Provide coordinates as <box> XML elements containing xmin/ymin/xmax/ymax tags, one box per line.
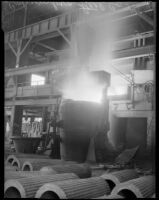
<box><xmin>10</xmin><ymin>70</ymin><xmax>114</xmax><ymax>163</ymax></box>
<box><xmin>51</xmin><ymin>70</ymin><xmax>113</xmax><ymax>162</ymax></box>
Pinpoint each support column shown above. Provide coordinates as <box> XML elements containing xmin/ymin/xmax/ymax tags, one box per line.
<box><xmin>48</xmin><ymin>70</ymin><xmax>54</xmax><ymax>97</ymax></box>
<box><xmin>42</xmin><ymin>107</ymin><xmax>50</xmax><ymax>132</ymax></box>
<box><xmin>15</xmin><ymin>40</ymin><xmax>22</xmax><ymax>68</ymax></box>
<box><xmin>146</xmin><ymin>112</ymin><xmax>155</xmax><ymax>172</ymax></box>
<box><xmin>7</xmin><ymin>36</ymin><xmax>32</xmax><ymax>68</ymax></box>
<box><xmin>150</xmin><ymin>2</ymin><xmax>155</xmax><ymax>165</ymax></box>
<box><xmin>12</xmin><ymin>105</ymin><xmax>23</xmax><ymax>136</ymax></box>
<box><xmin>70</xmin><ymin>24</ymin><xmax>79</xmax><ymax>68</ymax></box>
<box><xmin>45</xmin><ymin>71</ymin><xmax>49</xmax><ymax>84</ymax></box>
<box><xmin>153</xmin><ymin>2</ymin><xmax>156</xmax><ymax>112</ymax></box>
<box><xmin>10</xmin><ymin>106</ymin><xmax>15</xmax><ymax>136</ymax></box>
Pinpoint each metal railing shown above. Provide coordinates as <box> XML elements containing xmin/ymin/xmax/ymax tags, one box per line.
<box><xmin>5</xmin><ymin>80</ymin><xmax>50</xmax><ymax>97</ymax></box>
<box><xmin>17</xmin><ymin>80</ymin><xmax>46</xmax><ymax>87</ymax></box>
<box><xmin>17</xmin><ymin>82</ymin><xmax>51</xmax><ymax>97</ymax></box>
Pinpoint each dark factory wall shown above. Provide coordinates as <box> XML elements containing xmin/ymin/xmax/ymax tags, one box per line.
<box><xmin>109</xmin><ymin>115</ymin><xmax>127</xmax><ymax>152</ymax></box>
<box><xmin>17</xmin><ymin>74</ymin><xmax>31</xmax><ymax>86</ymax></box>
<box><xmin>109</xmin><ymin>115</ymin><xmax>147</xmax><ymax>157</ymax></box>
<box><xmin>125</xmin><ymin>118</ymin><xmax>147</xmax><ymax>157</ymax></box>
<box><xmin>5</xmin><ymin>49</ymin><xmax>16</xmax><ymax>69</ymax></box>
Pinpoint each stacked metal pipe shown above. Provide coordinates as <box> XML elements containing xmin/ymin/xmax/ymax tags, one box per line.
<box><xmin>35</xmin><ymin>177</ymin><xmax>111</xmax><ymax>199</ymax></box>
<box><xmin>101</xmin><ymin>169</ymin><xmax>139</xmax><ymax>190</ymax></box>
<box><xmin>13</xmin><ymin>158</ymin><xmax>62</xmax><ymax>170</ymax></box>
<box><xmin>5</xmin><ymin>170</ymin><xmax>57</xmax><ymax>181</ymax></box>
<box><xmin>6</xmin><ymin>153</ymin><xmax>49</xmax><ymax>165</ymax></box>
<box><xmin>40</xmin><ymin>163</ymin><xmax>92</xmax><ymax>178</ymax></box>
<box><xmin>5</xmin><ymin>165</ymin><xmax>19</xmax><ymax>172</ymax></box>
<box><xmin>22</xmin><ymin>159</ymin><xmax>76</xmax><ymax>171</ymax></box>
<box><xmin>92</xmin><ymin>194</ymin><xmax>124</xmax><ymax>199</ymax></box>
<box><xmin>111</xmin><ymin>175</ymin><xmax>155</xmax><ymax>198</ymax></box>
<box><xmin>4</xmin><ymin>173</ymin><xmax>78</xmax><ymax>198</ymax></box>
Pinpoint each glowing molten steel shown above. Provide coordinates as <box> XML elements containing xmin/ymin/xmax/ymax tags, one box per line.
<box><xmin>62</xmin><ymin>72</ymin><xmax>106</xmax><ymax>103</ymax></box>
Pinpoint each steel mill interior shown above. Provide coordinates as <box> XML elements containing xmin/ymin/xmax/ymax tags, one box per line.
<box><xmin>4</xmin><ymin>2</ymin><xmax>156</xmax><ymax>199</ymax></box>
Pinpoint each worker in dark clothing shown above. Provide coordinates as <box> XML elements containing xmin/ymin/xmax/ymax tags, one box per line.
<box><xmin>49</xmin><ymin>115</ymin><xmax>62</xmax><ymax>159</ymax></box>
<box><xmin>51</xmin><ymin>131</ymin><xmax>61</xmax><ymax>159</ymax></box>
<box><xmin>94</xmin><ymin>86</ymin><xmax>115</xmax><ymax>163</ymax></box>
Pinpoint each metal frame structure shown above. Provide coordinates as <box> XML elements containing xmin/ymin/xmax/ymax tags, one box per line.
<box><xmin>4</xmin><ymin>2</ymin><xmax>155</xmax><ymax>154</ymax></box>
<box><xmin>4</xmin><ymin>2</ymin><xmax>155</xmax><ymax>129</ymax></box>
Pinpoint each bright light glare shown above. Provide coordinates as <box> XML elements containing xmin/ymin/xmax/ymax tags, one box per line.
<box><xmin>62</xmin><ymin>72</ymin><xmax>105</xmax><ymax>103</ymax></box>
<box><xmin>31</xmin><ymin>74</ymin><xmax>45</xmax><ymax>86</ymax></box>
<box><xmin>34</xmin><ymin>118</ymin><xmax>42</xmax><ymax>122</ymax></box>
<box><xmin>107</xmin><ymin>86</ymin><xmax>127</xmax><ymax>96</ymax></box>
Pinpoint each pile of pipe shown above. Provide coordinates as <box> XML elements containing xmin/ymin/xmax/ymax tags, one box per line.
<box><xmin>4</xmin><ymin>153</ymin><xmax>155</xmax><ymax>198</ymax></box>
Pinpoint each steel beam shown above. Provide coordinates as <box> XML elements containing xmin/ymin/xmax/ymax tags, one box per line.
<box><xmin>5</xmin><ymin>9</ymin><xmax>153</xmax><ymax>52</ymax></box>
<box><xmin>45</xmin><ymin>49</ymin><xmax>70</xmax><ymax>56</ymax></box>
<box><xmin>135</xmin><ymin>9</ymin><xmax>153</xmax><ymax>27</ymax></box>
<box><xmin>5</xmin><ymin>29</ymin><xmax>69</xmax><ymax>51</ymax></box>
<box><xmin>113</xmin><ymin>45</ymin><xmax>155</xmax><ymax>61</ymax></box>
<box><xmin>5</xmin><ymin>2</ymin><xmax>151</xmax><ymax>44</ymax></box>
<box><xmin>57</xmin><ymin>28</ymin><xmax>71</xmax><ymax>46</ymax></box>
<box><xmin>32</xmin><ymin>30</ymin><xmax>67</xmax><ymax>43</ymax></box>
<box><xmin>77</xmin><ymin>2</ymin><xmax>152</xmax><ymax>25</ymax></box>
<box><xmin>20</xmin><ymin>37</ymin><xmax>32</xmax><ymax>55</ymax></box>
<box><xmin>29</xmin><ymin>52</ymin><xmax>46</xmax><ymax>62</ymax></box>
<box><xmin>7</xmin><ymin>41</ymin><xmax>17</xmax><ymax>56</ymax></box>
<box><xmin>5</xmin><ymin>98</ymin><xmax>58</xmax><ymax>106</ymax></box>
<box><xmin>15</xmin><ymin>40</ymin><xmax>23</xmax><ymax>68</ymax></box>
<box><xmin>108</xmin><ymin>2</ymin><xmax>151</xmax><ymax>17</ymax></box>
<box><xmin>5</xmin><ymin>62</ymin><xmax>66</xmax><ymax>77</ymax></box>
<box><xmin>114</xmin><ymin>31</ymin><xmax>154</xmax><ymax>44</ymax></box>
<box><xmin>7</xmin><ymin>38</ymin><xmax>32</xmax><ymax>68</ymax></box>
<box><xmin>110</xmin><ymin>8</ymin><xmax>152</xmax><ymax>23</ymax></box>
<box><xmin>36</xmin><ymin>42</ymin><xmax>57</xmax><ymax>51</ymax></box>
<box><xmin>113</xmin><ymin>110</ymin><xmax>153</xmax><ymax>118</ymax></box>
<box><xmin>5</xmin><ymin>45</ymin><xmax>155</xmax><ymax>77</ymax></box>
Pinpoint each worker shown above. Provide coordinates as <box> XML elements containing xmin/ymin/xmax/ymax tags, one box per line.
<box><xmin>49</xmin><ymin>114</ymin><xmax>62</xmax><ymax>159</ymax></box>
<box><xmin>5</xmin><ymin>115</ymin><xmax>11</xmax><ymax>142</ymax></box>
<box><xmin>94</xmin><ymin>85</ymin><xmax>115</xmax><ymax>163</ymax></box>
